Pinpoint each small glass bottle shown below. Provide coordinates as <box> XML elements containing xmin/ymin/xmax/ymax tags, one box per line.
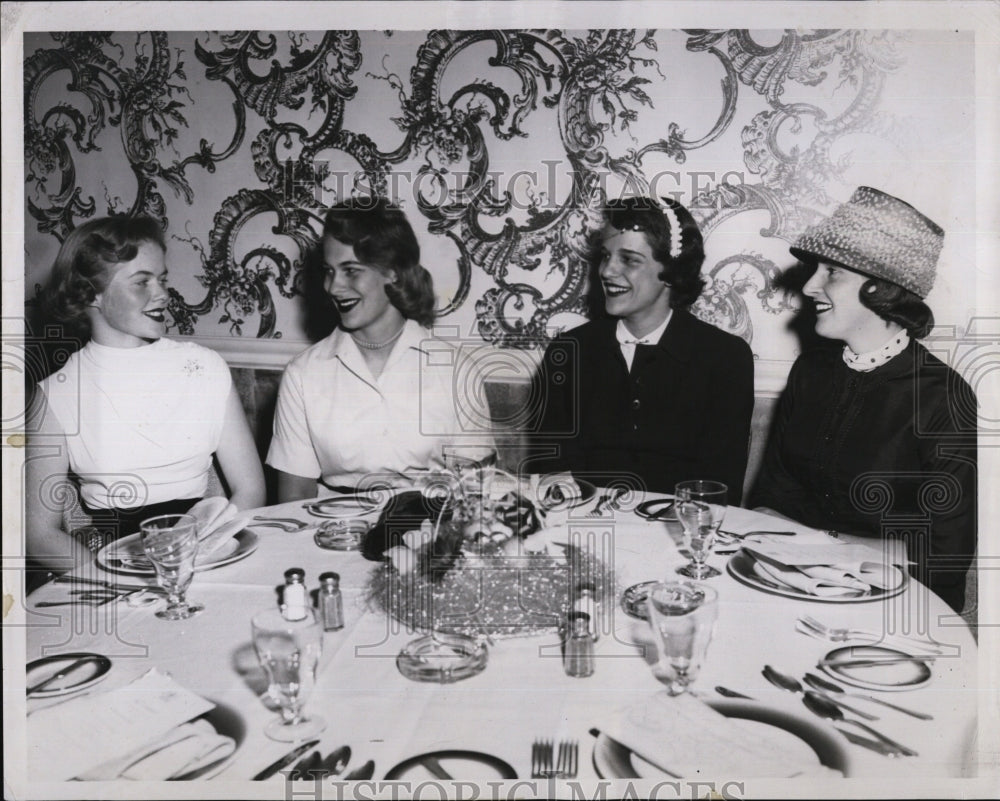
<box><xmin>563</xmin><ymin>612</ymin><xmax>595</xmax><ymax>677</ymax></box>
<box><xmin>282</xmin><ymin>568</ymin><xmax>308</xmax><ymax>621</ymax></box>
<box><xmin>573</xmin><ymin>581</ymin><xmax>599</xmax><ymax>640</ymax></box>
<box><xmin>318</xmin><ymin>572</ymin><xmax>344</xmax><ymax>631</ymax></box>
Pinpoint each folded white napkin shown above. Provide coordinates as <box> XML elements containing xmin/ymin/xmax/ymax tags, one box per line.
<box><xmin>744</xmin><ymin>542</ymin><xmax>905</xmax><ymax>597</ymax></box>
<box><xmin>752</xmin><ymin>559</ymin><xmax>870</xmax><ymax>597</ymax></box>
<box><xmin>28</xmin><ymin>668</ymin><xmax>228</xmax><ymax>781</ymax></box>
<box><xmin>77</xmin><ymin>718</ymin><xmax>235</xmax><ymax>780</ymax></box>
<box><xmin>600</xmin><ymin>692</ymin><xmax>841</xmax><ymax>778</ymax></box>
<box><xmin>187</xmin><ymin>498</ymin><xmax>245</xmax><ymax>554</ymax></box>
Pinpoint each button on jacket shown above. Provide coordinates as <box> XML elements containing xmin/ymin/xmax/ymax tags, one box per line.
<box><xmin>529</xmin><ymin>310</ymin><xmax>755</xmax><ymax>504</ymax></box>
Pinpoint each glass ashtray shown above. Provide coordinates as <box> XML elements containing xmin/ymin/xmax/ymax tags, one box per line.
<box><xmin>314</xmin><ymin>518</ymin><xmax>370</xmax><ymax>551</ymax></box>
<box><xmin>396</xmin><ymin>633</ymin><xmax>489</xmax><ymax>683</ymax></box>
<box><xmin>621</xmin><ymin>580</ymin><xmax>659</xmax><ymax>621</ymax></box>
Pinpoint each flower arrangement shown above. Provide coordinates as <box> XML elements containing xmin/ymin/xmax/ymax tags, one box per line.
<box><xmin>363</xmin><ymin>468</ymin><xmax>614</xmax><ymax>639</ymax></box>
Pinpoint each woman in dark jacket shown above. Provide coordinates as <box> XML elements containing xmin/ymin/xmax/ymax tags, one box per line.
<box><xmin>751</xmin><ymin>187</ymin><xmax>977</xmax><ymax>614</ymax></box>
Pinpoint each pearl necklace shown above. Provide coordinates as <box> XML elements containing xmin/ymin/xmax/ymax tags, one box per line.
<box><xmin>350</xmin><ymin>324</ymin><xmax>405</xmax><ymax>351</ymax></box>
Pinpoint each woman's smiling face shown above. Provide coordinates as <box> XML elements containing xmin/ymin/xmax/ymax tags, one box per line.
<box><xmin>598</xmin><ymin>225</ymin><xmax>672</xmax><ymax>334</ymax></box>
<box><xmin>802</xmin><ymin>261</ymin><xmax>889</xmax><ymax>350</ymax></box>
<box><xmin>322</xmin><ymin>236</ymin><xmax>399</xmax><ymax>335</ymax></box>
<box><xmin>89</xmin><ymin>240</ymin><xmax>170</xmax><ymax>347</ymax></box>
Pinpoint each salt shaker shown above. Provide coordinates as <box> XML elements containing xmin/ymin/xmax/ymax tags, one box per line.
<box><xmin>563</xmin><ymin>611</ymin><xmax>595</xmax><ymax>677</ymax></box>
<box><xmin>573</xmin><ymin>581</ymin><xmax>599</xmax><ymax>640</ymax></box>
<box><xmin>282</xmin><ymin>568</ymin><xmax>308</xmax><ymax>621</ymax></box>
<box><xmin>318</xmin><ymin>571</ymin><xmax>344</xmax><ymax>631</ymax></box>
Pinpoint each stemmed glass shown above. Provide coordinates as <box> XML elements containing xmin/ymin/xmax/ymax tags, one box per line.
<box><xmin>140</xmin><ymin>514</ymin><xmax>204</xmax><ymax>620</ymax></box>
<box><xmin>251</xmin><ymin>607</ymin><xmax>326</xmax><ymax>742</ymax></box>
<box><xmin>646</xmin><ymin>581</ymin><xmax>719</xmax><ymax>696</ymax></box>
<box><xmin>674</xmin><ymin>480</ymin><xmax>728</xmax><ymax>579</ymax></box>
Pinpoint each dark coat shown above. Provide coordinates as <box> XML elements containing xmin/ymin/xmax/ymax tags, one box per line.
<box><xmin>528</xmin><ymin>310</ymin><xmax>755</xmax><ymax>505</ymax></box>
<box><xmin>750</xmin><ymin>340</ymin><xmax>977</xmax><ymax>614</ymax></box>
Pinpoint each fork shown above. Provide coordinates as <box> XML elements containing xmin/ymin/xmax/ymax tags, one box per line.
<box><xmin>531</xmin><ymin>739</ymin><xmax>553</xmax><ymax>778</ymax></box>
<box><xmin>555</xmin><ymin>740</ymin><xmax>579</xmax><ymax>778</ymax></box>
<box><xmin>251</xmin><ymin>516</ymin><xmax>310</xmax><ymax>532</ymax></box>
<box><xmin>798</xmin><ymin>616</ymin><xmax>943</xmax><ymax>653</ymax></box>
<box><xmin>588</xmin><ymin>489</ymin><xmax>623</xmax><ymax>517</ymax></box>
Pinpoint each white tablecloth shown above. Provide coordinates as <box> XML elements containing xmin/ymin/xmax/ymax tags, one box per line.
<box><xmin>20</xmin><ymin>494</ymin><xmax>982</xmax><ymax>792</ymax></box>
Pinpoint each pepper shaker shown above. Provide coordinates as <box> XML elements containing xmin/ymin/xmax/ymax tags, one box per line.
<box><xmin>563</xmin><ymin>611</ymin><xmax>595</xmax><ymax>677</ymax></box>
<box><xmin>573</xmin><ymin>581</ymin><xmax>600</xmax><ymax>640</ymax></box>
<box><xmin>318</xmin><ymin>571</ymin><xmax>344</xmax><ymax>631</ymax></box>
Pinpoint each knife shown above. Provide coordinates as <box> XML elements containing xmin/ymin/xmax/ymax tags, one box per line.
<box><xmin>817</xmin><ymin>655</ymin><xmax>936</xmax><ymax>668</ymax></box>
<box><xmin>343</xmin><ymin>759</ymin><xmax>375</xmax><ymax>780</ymax></box>
<box><xmin>715</xmin><ymin>685</ymin><xmax>754</xmax><ymax>700</ymax></box>
<box><xmin>837</xmin><ymin>728</ymin><xmax>904</xmax><ymax>757</ymax></box>
<box><xmin>26</xmin><ymin>656</ymin><xmax>99</xmax><ymax>696</ymax></box>
<box><xmin>54</xmin><ymin>576</ymin><xmax>156</xmax><ymax>592</ymax></box>
<box><xmin>253</xmin><ymin>740</ymin><xmax>321</xmax><ymax>780</ymax></box>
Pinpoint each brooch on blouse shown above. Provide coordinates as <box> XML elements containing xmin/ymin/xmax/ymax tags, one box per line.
<box><xmin>182</xmin><ymin>359</ymin><xmax>205</xmax><ymax>377</ymax></box>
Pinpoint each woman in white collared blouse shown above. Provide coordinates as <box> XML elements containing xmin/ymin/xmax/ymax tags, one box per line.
<box><xmin>267</xmin><ymin>199</ymin><xmax>490</xmax><ymax>501</ymax></box>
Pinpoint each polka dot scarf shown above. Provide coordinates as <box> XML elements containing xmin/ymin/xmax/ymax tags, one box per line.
<box><xmin>843</xmin><ymin>331</ymin><xmax>910</xmax><ymax>372</ymax></box>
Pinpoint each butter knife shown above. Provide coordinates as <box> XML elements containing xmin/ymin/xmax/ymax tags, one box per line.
<box><xmin>253</xmin><ymin>740</ymin><xmax>321</xmax><ymax>780</ymax></box>
<box><xmin>26</xmin><ymin>655</ymin><xmax>99</xmax><ymax>695</ymax></box>
<box><xmin>838</xmin><ymin>728</ymin><xmax>905</xmax><ymax>757</ymax></box>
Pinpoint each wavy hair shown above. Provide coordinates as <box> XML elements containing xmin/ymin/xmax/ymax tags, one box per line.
<box><xmin>322</xmin><ymin>198</ymin><xmax>436</xmax><ymax>327</ymax></box>
<box><xmin>40</xmin><ymin>215</ymin><xmax>166</xmax><ymax>340</ymax></box>
<box><xmin>859</xmin><ymin>275</ymin><xmax>934</xmax><ymax>339</ymax></box>
<box><xmin>601</xmin><ymin>196</ymin><xmax>706</xmax><ymax>309</ymax></box>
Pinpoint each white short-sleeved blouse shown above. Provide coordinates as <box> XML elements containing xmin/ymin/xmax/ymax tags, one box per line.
<box><xmin>266</xmin><ymin>321</ymin><xmax>488</xmax><ymax>489</ymax></box>
<box><xmin>38</xmin><ymin>338</ymin><xmax>231</xmax><ymax>509</ymax></box>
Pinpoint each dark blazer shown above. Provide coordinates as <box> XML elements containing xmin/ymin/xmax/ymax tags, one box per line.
<box><xmin>750</xmin><ymin>340</ymin><xmax>977</xmax><ymax>613</ymax></box>
<box><xmin>528</xmin><ymin>310</ymin><xmax>755</xmax><ymax>504</ymax></box>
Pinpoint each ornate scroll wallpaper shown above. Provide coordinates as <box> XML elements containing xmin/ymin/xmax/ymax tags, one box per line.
<box><xmin>23</xmin><ymin>28</ymin><xmax>976</xmax><ymax>370</ymax></box>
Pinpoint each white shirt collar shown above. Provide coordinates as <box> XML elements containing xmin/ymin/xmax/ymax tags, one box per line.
<box><xmin>615</xmin><ymin>312</ymin><xmax>672</xmax><ymax>347</ymax></box>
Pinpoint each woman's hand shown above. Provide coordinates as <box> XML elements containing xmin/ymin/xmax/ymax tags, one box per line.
<box><xmin>214</xmin><ymin>387</ymin><xmax>266</xmax><ymax>510</ymax></box>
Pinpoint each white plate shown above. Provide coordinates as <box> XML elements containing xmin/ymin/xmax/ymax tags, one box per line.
<box><xmin>727</xmin><ymin>551</ymin><xmax>908</xmax><ymax>604</ymax></box>
<box><xmin>303</xmin><ymin>495</ymin><xmax>382</xmax><ymax>519</ymax></box>
<box><xmin>820</xmin><ymin>645</ymin><xmax>933</xmax><ymax>692</ymax></box>
<box><xmin>593</xmin><ymin>699</ymin><xmax>849</xmax><ymax>779</ymax></box>
<box><xmin>26</xmin><ymin>652</ymin><xmax>112</xmax><ymax>697</ymax></box>
<box><xmin>96</xmin><ymin>529</ymin><xmax>259</xmax><ymax>576</ymax></box>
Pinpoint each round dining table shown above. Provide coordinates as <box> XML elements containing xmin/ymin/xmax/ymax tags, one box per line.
<box><xmin>19</xmin><ymin>489</ymin><xmax>984</xmax><ymax>796</ymax></box>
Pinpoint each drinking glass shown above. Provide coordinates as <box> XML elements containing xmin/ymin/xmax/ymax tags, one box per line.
<box><xmin>646</xmin><ymin>581</ymin><xmax>719</xmax><ymax>695</ymax></box>
<box><xmin>140</xmin><ymin>514</ymin><xmax>204</xmax><ymax>620</ymax></box>
<box><xmin>251</xmin><ymin>607</ymin><xmax>326</xmax><ymax>742</ymax></box>
<box><xmin>674</xmin><ymin>480</ymin><xmax>728</xmax><ymax>579</ymax></box>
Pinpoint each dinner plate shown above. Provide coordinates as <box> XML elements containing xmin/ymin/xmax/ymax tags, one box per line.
<box><xmin>536</xmin><ymin>477</ymin><xmax>597</xmax><ymax>511</ymax></box>
<box><xmin>26</xmin><ymin>652</ymin><xmax>112</xmax><ymax>697</ymax></box>
<box><xmin>304</xmin><ymin>495</ymin><xmax>382</xmax><ymax>519</ymax></box>
<box><xmin>384</xmin><ymin>750</ymin><xmax>516</xmax><ymax>780</ymax></box>
<box><xmin>635</xmin><ymin>498</ymin><xmax>677</xmax><ymax>522</ymax></box>
<box><xmin>592</xmin><ymin>699</ymin><xmax>849</xmax><ymax>779</ymax></box>
<box><xmin>819</xmin><ymin>645</ymin><xmax>933</xmax><ymax>692</ymax></box>
<box><xmin>726</xmin><ymin>551</ymin><xmax>909</xmax><ymax>604</ymax></box>
<box><xmin>96</xmin><ymin>529</ymin><xmax>259</xmax><ymax>575</ymax></box>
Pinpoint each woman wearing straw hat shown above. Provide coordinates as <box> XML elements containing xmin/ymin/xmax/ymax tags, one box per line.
<box><xmin>751</xmin><ymin>187</ymin><xmax>977</xmax><ymax>614</ymax></box>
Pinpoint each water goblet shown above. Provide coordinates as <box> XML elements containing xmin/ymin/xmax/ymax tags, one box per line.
<box><xmin>674</xmin><ymin>480</ymin><xmax>728</xmax><ymax>579</ymax></box>
<box><xmin>251</xmin><ymin>607</ymin><xmax>326</xmax><ymax>742</ymax></box>
<box><xmin>646</xmin><ymin>581</ymin><xmax>719</xmax><ymax>696</ymax></box>
<box><xmin>140</xmin><ymin>514</ymin><xmax>204</xmax><ymax>620</ymax></box>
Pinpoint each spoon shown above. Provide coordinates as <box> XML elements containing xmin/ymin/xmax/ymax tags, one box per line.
<box><xmin>802</xmin><ymin>691</ymin><xmax>917</xmax><ymax>757</ymax></box>
<box><xmin>322</xmin><ymin>745</ymin><xmax>351</xmax><ymax>775</ymax></box>
<box><xmin>762</xmin><ymin>665</ymin><xmax>878</xmax><ymax>720</ymax></box>
<box><xmin>343</xmin><ymin>759</ymin><xmax>375</xmax><ymax>780</ymax></box>
<box><xmin>803</xmin><ymin>672</ymin><xmax>933</xmax><ymax>720</ymax></box>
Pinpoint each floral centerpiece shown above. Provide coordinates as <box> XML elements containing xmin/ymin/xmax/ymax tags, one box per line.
<box><xmin>363</xmin><ymin>468</ymin><xmax>614</xmax><ymax>639</ymax></box>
